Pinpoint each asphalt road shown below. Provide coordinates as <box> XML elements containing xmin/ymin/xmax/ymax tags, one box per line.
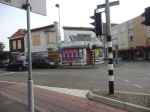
<box><xmin>0</xmin><ymin>61</ymin><xmax>150</xmax><ymax>93</ymax></box>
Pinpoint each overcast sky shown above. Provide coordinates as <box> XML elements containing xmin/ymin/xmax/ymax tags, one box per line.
<box><xmin>0</xmin><ymin>0</ymin><xmax>150</xmax><ymax>50</ymax></box>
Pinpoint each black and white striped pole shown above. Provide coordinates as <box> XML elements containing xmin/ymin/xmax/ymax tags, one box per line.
<box><xmin>105</xmin><ymin>0</ymin><xmax>114</xmax><ymax>94</ymax></box>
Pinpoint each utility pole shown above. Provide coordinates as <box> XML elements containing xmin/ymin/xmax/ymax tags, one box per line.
<box><xmin>56</xmin><ymin>4</ymin><xmax>61</xmax><ymax>44</ymax></box>
<box><xmin>91</xmin><ymin>0</ymin><xmax>119</xmax><ymax>95</ymax></box>
<box><xmin>26</xmin><ymin>0</ymin><xmax>35</xmax><ymax>111</ymax></box>
<box><xmin>105</xmin><ymin>0</ymin><xmax>114</xmax><ymax>94</ymax></box>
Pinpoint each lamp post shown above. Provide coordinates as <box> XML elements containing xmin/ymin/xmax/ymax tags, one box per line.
<box><xmin>55</xmin><ymin>3</ymin><xmax>61</xmax><ymax>43</ymax></box>
<box><xmin>26</xmin><ymin>0</ymin><xmax>35</xmax><ymax>112</ymax></box>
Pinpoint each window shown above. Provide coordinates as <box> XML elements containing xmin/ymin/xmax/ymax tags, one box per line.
<box><xmin>130</xmin><ymin>36</ymin><xmax>133</xmax><ymax>41</ymax></box>
<box><xmin>32</xmin><ymin>35</ymin><xmax>41</xmax><ymax>46</ymax></box>
<box><xmin>17</xmin><ymin>40</ymin><xmax>22</xmax><ymax>49</ymax></box>
<box><xmin>12</xmin><ymin>41</ymin><xmax>16</xmax><ymax>50</ymax></box>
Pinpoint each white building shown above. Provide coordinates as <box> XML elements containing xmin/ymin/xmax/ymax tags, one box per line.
<box><xmin>24</xmin><ymin>24</ymin><xmax>57</xmax><ymax>56</ymax></box>
<box><xmin>111</xmin><ymin>22</ymin><xmax>130</xmax><ymax>50</ymax></box>
<box><xmin>59</xmin><ymin>27</ymin><xmax>103</xmax><ymax>65</ymax></box>
<box><xmin>9</xmin><ymin>22</ymin><xmax>60</xmax><ymax>57</ymax></box>
<box><xmin>63</xmin><ymin>26</ymin><xmax>102</xmax><ymax>47</ymax></box>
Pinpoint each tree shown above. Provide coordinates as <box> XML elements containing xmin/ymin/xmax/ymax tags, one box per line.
<box><xmin>0</xmin><ymin>42</ymin><xmax>5</xmax><ymax>52</ymax></box>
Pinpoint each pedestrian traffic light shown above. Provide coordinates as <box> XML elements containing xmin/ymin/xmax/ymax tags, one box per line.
<box><xmin>90</xmin><ymin>11</ymin><xmax>103</xmax><ymax>36</ymax></box>
<box><xmin>142</xmin><ymin>7</ymin><xmax>150</xmax><ymax>26</ymax></box>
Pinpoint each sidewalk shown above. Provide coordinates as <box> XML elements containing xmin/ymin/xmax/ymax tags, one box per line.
<box><xmin>87</xmin><ymin>90</ymin><xmax>150</xmax><ymax>112</ymax></box>
<box><xmin>0</xmin><ymin>94</ymin><xmax>28</xmax><ymax>112</ymax></box>
<box><xmin>0</xmin><ymin>81</ymin><xmax>127</xmax><ymax>112</ymax></box>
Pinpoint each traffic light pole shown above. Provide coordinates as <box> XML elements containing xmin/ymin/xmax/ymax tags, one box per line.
<box><xmin>105</xmin><ymin>0</ymin><xmax>114</xmax><ymax>94</ymax></box>
<box><xmin>26</xmin><ymin>0</ymin><xmax>35</xmax><ymax>112</ymax></box>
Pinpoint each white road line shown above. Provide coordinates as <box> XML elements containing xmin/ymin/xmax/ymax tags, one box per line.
<box><xmin>143</xmin><ymin>77</ymin><xmax>150</xmax><ymax>80</ymax></box>
<box><xmin>124</xmin><ymin>80</ymin><xmax>130</xmax><ymax>83</ymax></box>
<box><xmin>36</xmin><ymin>85</ymin><xmax>89</xmax><ymax>98</ymax></box>
<box><xmin>0</xmin><ymin>72</ymin><xmax>15</xmax><ymax>76</ymax></box>
<box><xmin>133</xmin><ymin>84</ymin><xmax>143</xmax><ymax>89</ymax></box>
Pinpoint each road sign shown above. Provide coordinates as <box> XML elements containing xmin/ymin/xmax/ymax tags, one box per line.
<box><xmin>97</xmin><ymin>1</ymin><xmax>119</xmax><ymax>9</ymax></box>
<box><xmin>0</xmin><ymin>0</ymin><xmax>46</xmax><ymax>15</ymax></box>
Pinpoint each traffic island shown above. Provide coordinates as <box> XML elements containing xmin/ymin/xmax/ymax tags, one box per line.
<box><xmin>87</xmin><ymin>90</ymin><xmax>150</xmax><ymax>112</ymax></box>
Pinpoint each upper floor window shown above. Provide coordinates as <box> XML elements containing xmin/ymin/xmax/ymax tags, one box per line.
<box><xmin>17</xmin><ymin>40</ymin><xmax>22</xmax><ymax>49</ymax></box>
<box><xmin>130</xmin><ymin>36</ymin><xmax>134</xmax><ymax>41</ymax></box>
<box><xmin>32</xmin><ymin>35</ymin><xmax>41</xmax><ymax>46</ymax></box>
<box><xmin>12</xmin><ymin>41</ymin><xmax>16</xmax><ymax>50</ymax></box>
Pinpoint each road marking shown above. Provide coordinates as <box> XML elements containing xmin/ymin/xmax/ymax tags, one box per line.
<box><xmin>124</xmin><ymin>80</ymin><xmax>130</xmax><ymax>82</ymax></box>
<box><xmin>36</xmin><ymin>85</ymin><xmax>89</xmax><ymax>98</ymax></box>
<box><xmin>0</xmin><ymin>72</ymin><xmax>15</xmax><ymax>76</ymax></box>
<box><xmin>0</xmin><ymin>81</ymin><xmax>88</xmax><ymax>98</ymax></box>
<box><xmin>143</xmin><ymin>76</ymin><xmax>150</xmax><ymax>80</ymax></box>
<box><xmin>133</xmin><ymin>84</ymin><xmax>143</xmax><ymax>89</ymax></box>
<box><xmin>33</xmin><ymin>72</ymin><xmax>48</xmax><ymax>75</ymax></box>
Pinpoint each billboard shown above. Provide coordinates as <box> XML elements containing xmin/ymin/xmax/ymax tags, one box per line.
<box><xmin>0</xmin><ymin>0</ymin><xmax>46</xmax><ymax>15</ymax></box>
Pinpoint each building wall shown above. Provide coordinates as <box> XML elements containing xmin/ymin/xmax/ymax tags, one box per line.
<box><xmin>63</xmin><ymin>29</ymin><xmax>96</xmax><ymax>42</ymax></box>
<box><xmin>24</xmin><ymin>26</ymin><xmax>58</xmax><ymax>55</ymax></box>
<box><xmin>143</xmin><ymin>25</ymin><xmax>150</xmax><ymax>46</ymax></box>
<box><xmin>24</xmin><ymin>31</ymin><xmax>49</xmax><ymax>54</ymax></box>
<box><xmin>9</xmin><ymin>23</ymin><xmax>58</xmax><ymax>57</ymax></box>
<box><xmin>9</xmin><ymin>38</ymin><xmax>24</xmax><ymax>52</ymax></box>
<box><xmin>47</xmin><ymin>31</ymin><xmax>57</xmax><ymax>50</ymax></box>
<box><xmin>63</xmin><ymin>28</ymin><xmax>103</xmax><ymax>48</ymax></box>
<box><xmin>112</xmin><ymin>16</ymin><xmax>150</xmax><ymax>50</ymax></box>
<box><xmin>112</xmin><ymin>22</ymin><xmax>129</xmax><ymax>50</ymax></box>
<box><xmin>131</xmin><ymin>16</ymin><xmax>147</xmax><ymax>47</ymax></box>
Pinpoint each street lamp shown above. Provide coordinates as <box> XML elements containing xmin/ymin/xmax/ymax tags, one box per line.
<box><xmin>55</xmin><ymin>3</ymin><xmax>61</xmax><ymax>43</ymax></box>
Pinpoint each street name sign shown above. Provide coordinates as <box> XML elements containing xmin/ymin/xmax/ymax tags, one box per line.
<box><xmin>0</xmin><ymin>0</ymin><xmax>47</xmax><ymax>15</ymax></box>
<box><xmin>97</xmin><ymin>1</ymin><xmax>119</xmax><ymax>9</ymax></box>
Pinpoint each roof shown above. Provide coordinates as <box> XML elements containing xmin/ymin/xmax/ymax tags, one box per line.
<box><xmin>9</xmin><ymin>29</ymin><xmax>26</xmax><ymax>40</ymax></box>
<box><xmin>9</xmin><ymin>24</ymin><xmax>55</xmax><ymax>40</ymax></box>
<box><xmin>63</xmin><ymin>24</ymin><xmax>117</xmax><ymax>34</ymax></box>
<box><xmin>63</xmin><ymin>26</ymin><xmax>94</xmax><ymax>31</ymax></box>
<box><xmin>31</xmin><ymin>24</ymin><xmax>55</xmax><ymax>32</ymax></box>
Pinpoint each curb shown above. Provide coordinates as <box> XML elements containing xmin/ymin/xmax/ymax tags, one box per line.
<box><xmin>58</xmin><ymin>65</ymin><xmax>99</xmax><ymax>69</ymax></box>
<box><xmin>87</xmin><ymin>91</ymin><xmax>150</xmax><ymax>112</ymax></box>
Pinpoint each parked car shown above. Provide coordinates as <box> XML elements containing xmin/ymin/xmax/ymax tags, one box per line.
<box><xmin>6</xmin><ymin>61</ymin><xmax>27</xmax><ymax>71</ymax></box>
<box><xmin>32</xmin><ymin>57</ymin><xmax>58</xmax><ymax>68</ymax></box>
<box><xmin>0</xmin><ymin>62</ymin><xmax>6</xmax><ymax>68</ymax></box>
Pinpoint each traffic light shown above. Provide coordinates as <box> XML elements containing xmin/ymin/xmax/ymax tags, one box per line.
<box><xmin>90</xmin><ymin>11</ymin><xmax>103</xmax><ymax>36</ymax></box>
<box><xmin>142</xmin><ymin>7</ymin><xmax>150</xmax><ymax>26</ymax></box>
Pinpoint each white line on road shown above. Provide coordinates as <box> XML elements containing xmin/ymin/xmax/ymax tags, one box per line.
<box><xmin>36</xmin><ymin>85</ymin><xmax>89</xmax><ymax>98</ymax></box>
<box><xmin>123</xmin><ymin>80</ymin><xmax>130</xmax><ymax>83</ymax></box>
<box><xmin>0</xmin><ymin>72</ymin><xmax>16</xmax><ymax>76</ymax></box>
<box><xmin>133</xmin><ymin>84</ymin><xmax>143</xmax><ymax>89</ymax></box>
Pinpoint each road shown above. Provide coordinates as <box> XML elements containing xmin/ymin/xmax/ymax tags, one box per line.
<box><xmin>0</xmin><ymin>61</ymin><xmax>150</xmax><ymax>93</ymax></box>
